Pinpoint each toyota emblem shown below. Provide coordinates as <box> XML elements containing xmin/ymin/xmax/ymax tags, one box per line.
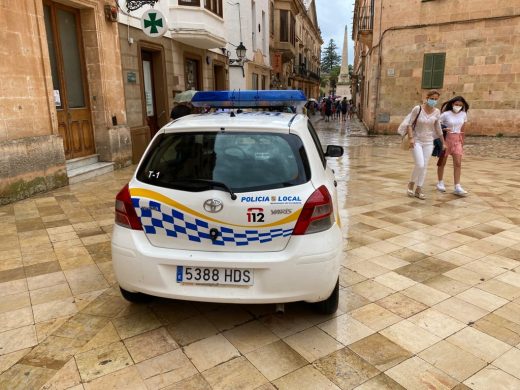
<box><xmin>203</xmin><ymin>199</ymin><xmax>223</xmax><ymax>213</ymax></box>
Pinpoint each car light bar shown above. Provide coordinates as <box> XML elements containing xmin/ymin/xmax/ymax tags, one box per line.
<box><xmin>191</xmin><ymin>90</ymin><xmax>307</xmax><ymax>108</ymax></box>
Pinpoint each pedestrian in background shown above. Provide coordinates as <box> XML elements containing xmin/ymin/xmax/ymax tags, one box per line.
<box><xmin>348</xmin><ymin>101</ymin><xmax>356</xmax><ymax>120</ymax></box>
<box><xmin>406</xmin><ymin>90</ymin><xmax>446</xmax><ymax>200</ymax></box>
<box><xmin>325</xmin><ymin>97</ymin><xmax>332</xmax><ymax>122</ymax></box>
<box><xmin>436</xmin><ymin>96</ymin><xmax>470</xmax><ymax>196</ymax></box>
<box><xmin>341</xmin><ymin>97</ymin><xmax>348</xmax><ymax>121</ymax></box>
<box><xmin>170</xmin><ymin>102</ymin><xmax>192</xmax><ymax>120</ymax></box>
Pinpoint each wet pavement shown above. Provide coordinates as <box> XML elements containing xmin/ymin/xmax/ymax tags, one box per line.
<box><xmin>0</xmin><ymin>114</ymin><xmax>519</xmax><ymax>389</ymax></box>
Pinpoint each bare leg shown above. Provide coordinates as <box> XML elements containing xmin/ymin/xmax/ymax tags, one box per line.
<box><xmin>453</xmin><ymin>155</ymin><xmax>462</xmax><ymax>185</ymax></box>
<box><xmin>437</xmin><ymin>153</ymin><xmax>447</xmax><ymax>181</ymax></box>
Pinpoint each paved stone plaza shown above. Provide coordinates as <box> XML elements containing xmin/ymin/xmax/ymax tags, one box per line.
<box><xmin>0</xmin><ymin>115</ymin><xmax>519</xmax><ymax>389</ymax></box>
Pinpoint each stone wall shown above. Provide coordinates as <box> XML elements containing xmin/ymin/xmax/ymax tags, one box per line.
<box><xmin>373</xmin><ymin>16</ymin><xmax>520</xmax><ymax>135</ymax></box>
<box><xmin>0</xmin><ymin>0</ymin><xmax>132</xmax><ymax>204</ymax></box>
<box><xmin>355</xmin><ymin>0</ymin><xmax>520</xmax><ymax>136</ymax></box>
<box><xmin>0</xmin><ymin>136</ymin><xmax>68</xmax><ymax>204</ymax></box>
<box><xmin>0</xmin><ymin>1</ymin><xmax>67</xmax><ymax>203</ymax></box>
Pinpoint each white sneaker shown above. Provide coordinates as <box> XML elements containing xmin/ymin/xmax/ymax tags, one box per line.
<box><xmin>453</xmin><ymin>186</ymin><xmax>468</xmax><ymax>196</ymax></box>
<box><xmin>436</xmin><ymin>181</ymin><xmax>446</xmax><ymax>192</ymax></box>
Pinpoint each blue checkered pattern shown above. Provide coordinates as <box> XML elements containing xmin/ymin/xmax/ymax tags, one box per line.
<box><xmin>133</xmin><ymin>198</ymin><xmax>293</xmax><ymax>246</ymax></box>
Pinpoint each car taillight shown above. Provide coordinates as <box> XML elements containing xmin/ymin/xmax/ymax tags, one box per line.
<box><xmin>293</xmin><ymin>185</ymin><xmax>334</xmax><ymax>235</ymax></box>
<box><xmin>115</xmin><ymin>184</ymin><xmax>142</xmax><ymax>230</ymax></box>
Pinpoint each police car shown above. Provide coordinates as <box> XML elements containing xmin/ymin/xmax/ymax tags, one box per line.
<box><xmin>112</xmin><ymin>90</ymin><xmax>344</xmax><ymax>314</ymax></box>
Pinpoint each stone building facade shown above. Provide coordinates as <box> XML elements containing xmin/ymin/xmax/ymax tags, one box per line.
<box><xmin>118</xmin><ymin>1</ymin><xmax>229</xmax><ymax>163</ymax></box>
<box><xmin>1</xmin><ymin>0</ymin><xmax>131</xmax><ymax>204</ymax></box>
<box><xmin>269</xmin><ymin>0</ymin><xmax>322</xmax><ymax>99</ymax></box>
<box><xmin>352</xmin><ymin>0</ymin><xmax>520</xmax><ymax>135</ymax></box>
<box><xmin>224</xmin><ymin>0</ymin><xmax>271</xmax><ymax>91</ymax></box>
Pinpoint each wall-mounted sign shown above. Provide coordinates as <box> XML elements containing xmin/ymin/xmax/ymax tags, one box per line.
<box><xmin>387</xmin><ymin>68</ymin><xmax>395</xmax><ymax>77</ymax></box>
<box><xmin>378</xmin><ymin>112</ymin><xmax>390</xmax><ymax>123</ymax></box>
<box><xmin>127</xmin><ymin>71</ymin><xmax>137</xmax><ymax>83</ymax></box>
<box><xmin>53</xmin><ymin>90</ymin><xmax>61</xmax><ymax>106</ymax></box>
<box><xmin>141</xmin><ymin>9</ymin><xmax>168</xmax><ymax>38</ymax></box>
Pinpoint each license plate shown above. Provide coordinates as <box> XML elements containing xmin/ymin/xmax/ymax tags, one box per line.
<box><xmin>176</xmin><ymin>266</ymin><xmax>254</xmax><ymax>286</ymax></box>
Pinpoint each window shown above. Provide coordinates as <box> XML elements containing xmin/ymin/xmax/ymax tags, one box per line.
<box><xmin>280</xmin><ymin>10</ymin><xmax>288</xmax><ymax>42</ymax></box>
<box><xmin>422</xmin><ymin>53</ymin><xmax>445</xmax><ymax>89</ymax></box>
<box><xmin>261</xmin><ymin>75</ymin><xmax>266</xmax><ymax>90</ymax></box>
<box><xmin>178</xmin><ymin>0</ymin><xmax>200</xmax><ymax>5</ymax></box>
<box><xmin>137</xmin><ymin>132</ymin><xmax>310</xmax><ymax>192</ymax></box>
<box><xmin>185</xmin><ymin>59</ymin><xmax>200</xmax><ymax>90</ymax></box>
<box><xmin>290</xmin><ymin>14</ymin><xmax>296</xmax><ymax>46</ymax></box>
<box><xmin>252</xmin><ymin>73</ymin><xmax>259</xmax><ymax>90</ymax></box>
<box><xmin>204</xmin><ymin>0</ymin><xmax>223</xmax><ymax>17</ymax></box>
<box><xmin>262</xmin><ymin>10</ymin><xmax>267</xmax><ymax>54</ymax></box>
<box><xmin>270</xmin><ymin>2</ymin><xmax>274</xmax><ymax>36</ymax></box>
<box><xmin>251</xmin><ymin>1</ymin><xmax>257</xmax><ymax>51</ymax></box>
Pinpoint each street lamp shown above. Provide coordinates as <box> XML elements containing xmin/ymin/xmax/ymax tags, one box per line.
<box><xmin>229</xmin><ymin>41</ymin><xmax>247</xmax><ymax>78</ymax></box>
<box><xmin>229</xmin><ymin>42</ymin><xmax>247</xmax><ymax>65</ymax></box>
<box><xmin>235</xmin><ymin>42</ymin><xmax>246</xmax><ymax>61</ymax></box>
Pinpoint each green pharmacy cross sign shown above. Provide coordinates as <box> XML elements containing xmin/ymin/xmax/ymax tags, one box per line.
<box><xmin>141</xmin><ymin>9</ymin><xmax>168</xmax><ymax>38</ymax></box>
<box><xmin>144</xmin><ymin>12</ymin><xmax>162</xmax><ymax>34</ymax></box>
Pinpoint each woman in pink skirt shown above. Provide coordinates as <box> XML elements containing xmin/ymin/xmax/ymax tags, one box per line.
<box><xmin>436</xmin><ymin>96</ymin><xmax>470</xmax><ymax>196</ymax></box>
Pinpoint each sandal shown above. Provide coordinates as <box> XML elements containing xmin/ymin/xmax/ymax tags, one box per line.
<box><xmin>414</xmin><ymin>192</ymin><xmax>426</xmax><ymax>200</ymax></box>
<box><xmin>407</xmin><ymin>183</ymin><xmax>415</xmax><ymax>197</ymax></box>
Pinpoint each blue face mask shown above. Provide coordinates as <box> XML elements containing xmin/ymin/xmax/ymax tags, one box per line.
<box><xmin>427</xmin><ymin>99</ymin><xmax>438</xmax><ymax>107</ymax></box>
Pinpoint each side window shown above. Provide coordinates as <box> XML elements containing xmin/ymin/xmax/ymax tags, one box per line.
<box><xmin>422</xmin><ymin>53</ymin><xmax>445</xmax><ymax>89</ymax></box>
<box><xmin>307</xmin><ymin>121</ymin><xmax>326</xmax><ymax>168</ymax></box>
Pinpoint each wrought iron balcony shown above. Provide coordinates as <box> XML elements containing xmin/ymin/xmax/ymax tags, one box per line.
<box><xmin>308</xmin><ymin>71</ymin><xmax>320</xmax><ymax>82</ymax></box>
<box><xmin>353</xmin><ymin>4</ymin><xmax>374</xmax><ymax>47</ymax></box>
<box><xmin>358</xmin><ymin>5</ymin><xmax>373</xmax><ymax>32</ymax></box>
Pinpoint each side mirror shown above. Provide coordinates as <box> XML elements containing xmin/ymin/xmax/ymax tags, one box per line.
<box><xmin>324</xmin><ymin>145</ymin><xmax>344</xmax><ymax>157</ymax></box>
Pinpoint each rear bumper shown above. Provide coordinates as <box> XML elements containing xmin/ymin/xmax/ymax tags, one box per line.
<box><xmin>111</xmin><ymin>225</ymin><xmax>342</xmax><ymax>304</ymax></box>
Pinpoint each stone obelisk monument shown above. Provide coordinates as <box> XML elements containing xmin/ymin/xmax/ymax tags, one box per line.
<box><xmin>335</xmin><ymin>25</ymin><xmax>351</xmax><ymax>99</ymax></box>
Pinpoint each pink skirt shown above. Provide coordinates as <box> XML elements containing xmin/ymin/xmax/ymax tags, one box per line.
<box><xmin>445</xmin><ymin>132</ymin><xmax>464</xmax><ymax>156</ymax></box>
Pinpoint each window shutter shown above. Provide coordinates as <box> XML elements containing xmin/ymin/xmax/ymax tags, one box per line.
<box><xmin>431</xmin><ymin>53</ymin><xmax>446</xmax><ymax>88</ymax></box>
<box><xmin>422</xmin><ymin>54</ymin><xmax>434</xmax><ymax>89</ymax></box>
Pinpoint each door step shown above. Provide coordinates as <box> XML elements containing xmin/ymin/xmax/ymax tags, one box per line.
<box><xmin>66</xmin><ymin>155</ymin><xmax>114</xmax><ymax>184</ymax></box>
<box><xmin>66</xmin><ymin>155</ymin><xmax>100</xmax><ymax>171</ymax></box>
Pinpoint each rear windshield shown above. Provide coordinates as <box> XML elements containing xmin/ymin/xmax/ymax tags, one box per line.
<box><xmin>136</xmin><ymin>132</ymin><xmax>310</xmax><ymax>192</ymax></box>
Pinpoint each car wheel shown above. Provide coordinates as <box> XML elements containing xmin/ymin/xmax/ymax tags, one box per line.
<box><xmin>313</xmin><ymin>279</ymin><xmax>339</xmax><ymax>315</ymax></box>
<box><xmin>119</xmin><ymin>286</ymin><xmax>152</xmax><ymax>303</ymax></box>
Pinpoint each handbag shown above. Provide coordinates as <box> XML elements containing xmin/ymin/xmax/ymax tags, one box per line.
<box><xmin>398</xmin><ymin>106</ymin><xmax>422</xmax><ymax>150</ymax></box>
<box><xmin>400</xmin><ymin>133</ymin><xmax>411</xmax><ymax>151</ymax></box>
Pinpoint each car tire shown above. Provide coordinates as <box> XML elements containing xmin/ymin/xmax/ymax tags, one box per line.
<box><xmin>313</xmin><ymin>279</ymin><xmax>339</xmax><ymax>315</ymax></box>
<box><xmin>119</xmin><ymin>286</ymin><xmax>152</xmax><ymax>303</ymax></box>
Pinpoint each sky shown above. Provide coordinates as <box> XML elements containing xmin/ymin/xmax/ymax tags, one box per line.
<box><xmin>315</xmin><ymin>0</ymin><xmax>354</xmax><ymax>66</ymax></box>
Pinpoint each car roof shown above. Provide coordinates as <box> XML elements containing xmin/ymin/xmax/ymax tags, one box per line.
<box><xmin>163</xmin><ymin>111</ymin><xmax>307</xmax><ymax>133</ymax></box>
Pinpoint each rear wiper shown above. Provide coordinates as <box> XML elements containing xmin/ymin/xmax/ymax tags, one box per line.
<box><xmin>172</xmin><ymin>179</ymin><xmax>237</xmax><ymax>200</ymax></box>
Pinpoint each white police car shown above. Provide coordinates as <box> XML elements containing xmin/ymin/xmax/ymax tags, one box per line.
<box><xmin>112</xmin><ymin>90</ymin><xmax>344</xmax><ymax>313</ymax></box>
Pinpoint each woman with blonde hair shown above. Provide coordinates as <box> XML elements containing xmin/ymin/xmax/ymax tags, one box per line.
<box><xmin>406</xmin><ymin>90</ymin><xmax>446</xmax><ymax>200</ymax></box>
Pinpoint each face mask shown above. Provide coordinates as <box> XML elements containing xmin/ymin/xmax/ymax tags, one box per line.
<box><xmin>427</xmin><ymin>99</ymin><xmax>438</xmax><ymax>107</ymax></box>
<box><xmin>453</xmin><ymin>106</ymin><xmax>463</xmax><ymax>113</ymax></box>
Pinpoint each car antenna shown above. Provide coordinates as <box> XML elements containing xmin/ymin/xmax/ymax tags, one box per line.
<box><xmin>230</xmin><ymin>89</ymin><xmax>236</xmax><ymax>117</ymax></box>
<box><xmin>236</xmin><ymin>89</ymin><xmax>242</xmax><ymax>114</ymax></box>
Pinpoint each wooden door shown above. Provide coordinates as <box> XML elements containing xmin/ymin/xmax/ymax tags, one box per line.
<box><xmin>214</xmin><ymin>64</ymin><xmax>226</xmax><ymax>90</ymax></box>
<box><xmin>44</xmin><ymin>2</ymin><xmax>94</xmax><ymax>160</ymax></box>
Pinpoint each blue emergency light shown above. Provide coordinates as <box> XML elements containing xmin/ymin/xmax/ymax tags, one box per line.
<box><xmin>191</xmin><ymin>90</ymin><xmax>306</xmax><ymax>108</ymax></box>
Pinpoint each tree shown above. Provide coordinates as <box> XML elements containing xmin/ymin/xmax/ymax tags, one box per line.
<box><xmin>329</xmin><ymin>65</ymin><xmax>341</xmax><ymax>91</ymax></box>
<box><xmin>321</xmin><ymin>39</ymin><xmax>341</xmax><ymax>73</ymax></box>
